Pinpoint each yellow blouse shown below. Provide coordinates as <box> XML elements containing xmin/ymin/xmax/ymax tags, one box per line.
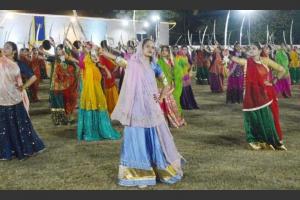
<box><xmin>289</xmin><ymin>50</ymin><xmax>299</xmax><ymax>68</ymax></box>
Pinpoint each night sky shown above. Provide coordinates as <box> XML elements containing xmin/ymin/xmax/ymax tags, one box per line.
<box><xmin>17</xmin><ymin>10</ymin><xmax>300</xmax><ymax>45</ymax></box>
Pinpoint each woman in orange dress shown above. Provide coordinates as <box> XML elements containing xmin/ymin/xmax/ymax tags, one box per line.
<box><xmin>99</xmin><ymin>40</ymin><xmax>119</xmax><ymax>115</ymax></box>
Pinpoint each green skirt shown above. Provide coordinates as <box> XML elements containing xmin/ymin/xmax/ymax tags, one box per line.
<box><xmin>49</xmin><ymin>90</ymin><xmax>68</xmax><ymax>125</ymax></box>
<box><xmin>289</xmin><ymin>68</ymin><xmax>300</xmax><ymax>84</ymax></box>
<box><xmin>196</xmin><ymin>66</ymin><xmax>209</xmax><ymax>84</ymax></box>
<box><xmin>77</xmin><ymin>109</ymin><xmax>121</xmax><ymax>141</ymax></box>
<box><xmin>244</xmin><ymin>106</ymin><xmax>280</xmax><ymax>147</ymax></box>
<box><xmin>76</xmin><ymin>78</ymin><xmax>121</xmax><ymax>142</ymax></box>
<box><xmin>173</xmin><ymin>83</ymin><xmax>183</xmax><ymax>115</ymax></box>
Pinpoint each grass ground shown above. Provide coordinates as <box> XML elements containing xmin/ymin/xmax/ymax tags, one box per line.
<box><xmin>0</xmin><ymin>79</ymin><xmax>299</xmax><ymax>190</ymax></box>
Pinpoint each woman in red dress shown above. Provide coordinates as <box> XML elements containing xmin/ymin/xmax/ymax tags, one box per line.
<box><xmin>47</xmin><ymin>44</ymin><xmax>79</xmax><ymax>125</ymax></box>
<box><xmin>260</xmin><ymin>45</ymin><xmax>285</xmax><ymax>143</ymax></box>
<box><xmin>99</xmin><ymin>40</ymin><xmax>119</xmax><ymax>116</ymax></box>
<box><xmin>28</xmin><ymin>48</ymin><xmax>46</xmax><ymax>102</ymax></box>
<box><xmin>224</xmin><ymin>44</ymin><xmax>287</xmax><ymax>150</ymax></box>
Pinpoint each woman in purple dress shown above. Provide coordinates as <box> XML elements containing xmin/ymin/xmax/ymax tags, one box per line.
<box><xmin>209</xmin><ymin>46</ymin><xmax>225</xmax><ymax>93</ymax></box>
<box><xmin>176</xmin><ymin>46</ymin><xmax>199</xmax><ymax>110</ymax></box>
<box><xmin>274</xmin><ymin>44</ymin><xmax>292</xmax><ymax>98</ymax></box>
<box><xmin>226</xmin><ymin>43</ymin><xmax>244</xmax><ymax>103</ymax></box>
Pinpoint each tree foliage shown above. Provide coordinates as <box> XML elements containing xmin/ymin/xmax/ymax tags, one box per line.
<box><xmin>112</xmin><ymin>10</ymin><xmax>180</xmax><ymax>22</ymax></box>
<box><xmin>179</xmin><ymin>10</ymin><xmax>300</xmax><ymax>45</ymax></box>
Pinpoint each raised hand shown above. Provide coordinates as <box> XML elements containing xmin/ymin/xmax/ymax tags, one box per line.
<box><xmin>222</xmin><ymin>49</ymin><xmax>229</xmax><ymax>57</ymax></box>
<box><xmin>91</xmin><ymin>54</ymin><xmax>99</xmax><ymax>63</ymax></box>
<box><xmin>107</xmin><ymin>70</ymin><xmax>112</xmax><ymax>79</ymax></box>
<box><xmin>50</xmin><ymin>37</ymin><xmax>55</xmax><ymax>43</ymax></box>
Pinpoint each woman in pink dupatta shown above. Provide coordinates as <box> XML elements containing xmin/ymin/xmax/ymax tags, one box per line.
<box><xmin>0</xmin><ymin>42</ymin><xmax>45</xmax><ymax>160</ymax></box>
<box><xmin>100</xmin><ymin>39</ymin><xmax>185</xmax><ymax>188</ymax></box>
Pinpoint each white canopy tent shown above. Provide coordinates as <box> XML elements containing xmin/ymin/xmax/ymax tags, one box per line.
<box><xmin>0</xmin><ymin>10</ymin><xmax>171</xmax><ymax>48</ymax></box>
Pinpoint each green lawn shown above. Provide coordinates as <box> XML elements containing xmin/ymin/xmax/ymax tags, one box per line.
<box><xmin>0</xmin><ymin>80</ymin><xmax>299</xmax><ymax>190</ymax></box>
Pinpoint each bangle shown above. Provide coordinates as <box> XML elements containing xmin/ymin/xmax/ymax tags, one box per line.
<box><xmin>115</xmin><ymin>56</ymin><xmax>122</xmax><ymax>63</ymax></box>
<box><xmin>115</xmin><ymin>56</ymin><xmax>122</xmax><ymax>62</ymax></box>
<box><xmin>161</xmin><ymin>73</ymin><xmax>168</xmax><ymax>86</ymax></box>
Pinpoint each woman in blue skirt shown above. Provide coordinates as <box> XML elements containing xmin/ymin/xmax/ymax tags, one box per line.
<box><xmin>0</xmin><ymin>42</ymin><xmax>45</xmax><ymax>160</ymax></box>
<box><xmin>101</xmin><ymin>39</ymin><xmax>185</xmax><ymax>188</ymax></box>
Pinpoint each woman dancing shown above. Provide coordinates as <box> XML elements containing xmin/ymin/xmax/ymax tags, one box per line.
<box><xmin>119</xmin><ymin>43</ymin><xmax>135</xmax><ymax>92</ymax></box>
<box><xmin>29</xmin><ymin>47</ymin><xmax>46</xmax><ymax>102</ymax></box>
<box><xmin>0</xmin><ymin>42</ymin><xmax>45</xmax><ymax>160</ymax></box>
<box><xmin>77</xmin><ymin>42</ymin><xmax>121</xmax><ymax>142</ymax></box>
<box><xmin>260</xmin><ymin>45</ymin><xmax>286</xmax><ymax>144</ymax></box>
<box><xmin>289</xmin><ymin>46</ymin><xmax>300</xmax><ymax>84</ymax></box>
<box><xmin>226</xmin><ymin>43</ymin><xmax>244</xmax><ymax>103</ymax></box>
<box><xmin>47</xmin><ymin>44</ymin><xmax>79</xmax><ymax>125</ymax></box>
<box><xmin>176</xmin><ymin>46</ymin><xmax>199</xmax><ymax>110</ymax></box>
<box><xmin>209</xmin><ymin>46</ymin><xmax>225</xmax><ymax>93</ymax></box>
<box><xmin>274</xmin><ymin>44</ymin><xmax>292</xmax><ymax>98</ymax></box>
<box><xmin>195</xmin><ymin>47</ymin><xmax>209</xmax><ymax>85</ymax></box>
<box><xmin>99</xmin><ymin>40</ymin><xmax>119</xmax><ymax>116</ymax></box>
<box><xmin>224</xmin><ymin>44</ymin><xmax>287</xmax><ymax>150</ymax></box>
<box><xmin>101</xmin><ymin>39</ymin><xmax>185</xmax><ymax>188</ymax></box>
<box><xmin>157</xmin><ymin>45</ymin><xmax>186</xmax><ymax>128</ymax></box>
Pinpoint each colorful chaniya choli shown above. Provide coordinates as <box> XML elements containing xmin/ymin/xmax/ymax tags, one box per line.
<box><xmin>77</xmin><ymin>54</ymin><xmax>121</xmax><ymax>142</ymax></box>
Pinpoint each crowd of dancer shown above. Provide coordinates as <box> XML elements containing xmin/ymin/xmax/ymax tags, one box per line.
<box><xmin>1</xmin><ymin>30</ymin><xmax>299</xmax><ymax>187</ymax></box>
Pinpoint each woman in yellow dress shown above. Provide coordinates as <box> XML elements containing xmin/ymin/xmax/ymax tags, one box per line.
<box><xmin>77</xmin><ymin>42</ymin><xmax>121</xmax><ymax>141</ymax></box>
<box><xmin>289</xmin><ymin>46</ymin><xmax>300</xmax><ymax>84</ymax></box>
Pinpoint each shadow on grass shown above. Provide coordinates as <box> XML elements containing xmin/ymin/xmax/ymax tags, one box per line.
<box><xmin>281</xmin><ymin>114</ymin><xmax>300</xmax><ymax>125</ymax></box>
<box><xmin>50</xmin><ymin>128</ymin><xmax>77</xmax><ymax>140</ymax></box>
<box><xmin>278</xmin><ymin>102</ymin><xmax>300</xmax><ymax>111</ymax></box>
<box><xmin>204</xmin><ymin>134</ymin><xmax>245</xmax><ymax>147</ymax></box>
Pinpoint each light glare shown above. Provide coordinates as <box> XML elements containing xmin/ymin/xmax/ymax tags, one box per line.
<box><xmin>151</xmin><ymin>15</ymin><xmax>160</xmax><ymax>22</ymax></box>
<box><xmin>122</xmin><ymin>19</ymin><xmax>129</xmax><ymax>26</ymax></box>
<box><xmin>143</xmin><ymin>21</ymin><xmax>149</xmax><ymax>28</ymax></box>
<box><xmin>70</xmin><ymin>17</ymin><xmax>76</xmax><ymax>22</ymax></box>
<box><xmin>6</xmin><ymin>12</ymin><xmax>14</xmax><ymax>19</ymax></box>
<box><xmin>239</xmin><ymin>10</ymin><xmax>254</xmax><ymax>15</ymax></box>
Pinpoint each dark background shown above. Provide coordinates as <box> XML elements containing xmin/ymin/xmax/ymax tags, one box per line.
<box><xmin>18</xmin><ymin>10</ymin><xmax>300</xmax><ymax>45</ymax></box>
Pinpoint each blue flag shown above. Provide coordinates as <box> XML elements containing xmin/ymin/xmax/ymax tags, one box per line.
<box><xmin>34</xmin><ymin>16</ymin><xmax>45</xmax><ymax>42</ymax></box>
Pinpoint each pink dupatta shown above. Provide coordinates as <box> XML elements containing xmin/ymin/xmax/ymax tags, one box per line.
<box><xmin>111</xmin><ymin>44</ymin><xmax>165</xmax><ymax>127</ymax></box>
<box><xmin>111</xmin><ymin>43</ymin><xmax>185</xmax><ymax>175</ymax></box>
